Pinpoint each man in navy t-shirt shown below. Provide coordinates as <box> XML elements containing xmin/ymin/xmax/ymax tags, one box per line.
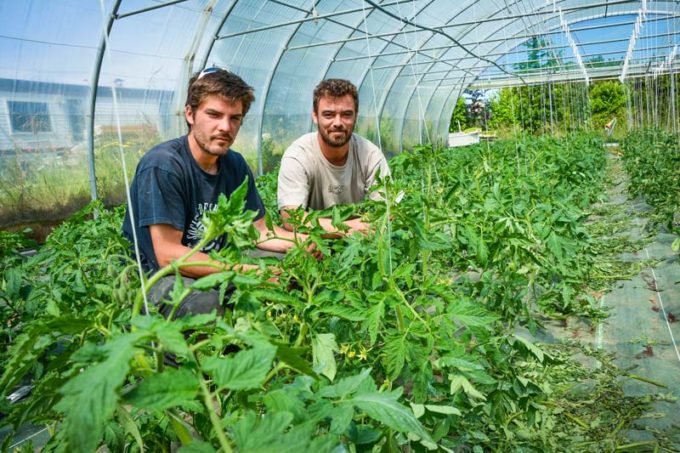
<box><xmin>123</xmin><ymin>68</ymin><xmax>301</xmax><ymax>318</ymax></box>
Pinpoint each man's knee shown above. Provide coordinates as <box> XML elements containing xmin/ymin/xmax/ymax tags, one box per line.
<box><xmin>148</xmin><ymin>275</ymin><xmax>230</xmax><ymax>319</ymax></box>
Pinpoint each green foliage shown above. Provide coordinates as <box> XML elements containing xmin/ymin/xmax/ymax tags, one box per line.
<box><xmin>589</xmin><ymin>80</ymin><xmax>626</xmax><ymax>131</ymax></box>
<box><xmin>488</xmin><ymin>89</ymin><xmax>518</xmax><ymax>133</ymax></box>
<box><xmin>0</xmin><ymin>134</ymin><xmax>672</xmax><ymax>451</ymax></box>
<box><xmin>513</xmin><ymin>37</ymin><xmax>563</xmax><ymax>72</ymax></box>
<box><xmin>621</xmin><ymin>129</ymin><xmax>680</xmax><ymax>233</ymax></box>
<box><xmin>449</xmin><ymin>97</ymin><xmax>468</xmax><ymax>132</ymax></box>
<box><xmin>488</xmin><ymin>82</ymin><xmax>592</xmax><ymax>135</ymax></box>
<box><xmin>1</xmin><ymin>133</ymin><xmax>154</xmax><ymax>228</ymax></box>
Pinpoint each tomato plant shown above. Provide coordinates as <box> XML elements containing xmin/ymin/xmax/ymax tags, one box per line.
<box><xmin>0</xmin><ymin>134</ymin><xmax>673</xmax><ymax>452</ymax></box>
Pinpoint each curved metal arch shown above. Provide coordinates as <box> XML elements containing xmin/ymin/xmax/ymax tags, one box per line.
<box><xmin>311</xmin><ymin>0</ymin><xmax>440</xmax><ymax>142</ymax></box>
<box><xmin>87</xmin><ymin>0</ymin><xmax>123</xmax><ymax>202</ymax></box>
<box><xmin>252</xmin><ymin>1</ymin><xmax>325</xmax><ymax>175</ymax></box>
<box><xmin>196</xmin><ymin>0</ymin><xmax>240</xmax><ymax>70</ymax></box>
<box><xmin>364</xmin><ymin>0</ymin><xmax>538</xmax><ymax>151</ymax></box>
<box><xmin>446</xmin><ymin>3</ymin><xmax>680</xmax><ymax>82</ymax></box>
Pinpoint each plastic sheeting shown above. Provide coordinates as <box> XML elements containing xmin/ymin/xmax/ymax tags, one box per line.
<box><xmin>1</xmin><ymin>0</ymin><xmax>679</xmax><ymax>227</ymax></box>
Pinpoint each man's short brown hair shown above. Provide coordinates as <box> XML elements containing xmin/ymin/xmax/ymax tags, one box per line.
<box><xmin>313</xmin><ymin>79</ymin><xmax>359</xmax><ymax>113</ymax></box>
<box><xmin>185</xmin><ymin>68</ymin><xmax>255</xmax><ymax>116</ymax></box>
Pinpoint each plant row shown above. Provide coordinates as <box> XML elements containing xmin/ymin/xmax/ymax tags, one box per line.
<box><xmin>621</xmin><ymin>128</ymin><xmax>680</xmax><ymax>239</ymax></box>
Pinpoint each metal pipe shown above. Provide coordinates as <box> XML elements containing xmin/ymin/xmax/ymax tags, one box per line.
<box><xmin>333</xmin><ymin>14</ymin><xmax>680</xmax><ymax>63</ymax></box>
<box><xmin>115</xmin><ymin>0</ymin><xmax>187</xmax><ymax>20</ymax></box>
<box><xmin>215</xmin><ymin>0</ymin><xmax>410</xmax><ymax>40</ymax></box>
<box><xmin>87</xmin><ymin>0</ymin><xmax>122</xmax><ymax>202</ymax></box>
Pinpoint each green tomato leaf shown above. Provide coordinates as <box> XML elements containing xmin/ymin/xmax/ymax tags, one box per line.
<box><xmin>178</xmin><ymin>442</ymin><xmax>216</xmax><ymax>453</ymax></box>
<box><xmin>366</xmin><ymin>299</ymin><xmax>385</xmax><ymax>346</ymax></box>
<box><xmin>349</xmin><ymin>390</ymin><xmax>434</xmax><ymax>445</ymax></box>
<box><xmin>202</xmin><ymin>343</ymin><xmax>276</xmax><ymax>391</ymax></box>
<box><xmin>513</xmin><ymin>334</ymin><xmax>545</xmax><ymax>363</ymax></box>
<box><xmin>54</xmin><ymin>332</ymin><xmax>148</xmax><ymax>453</ymax></box>
<box><xmin>329</xmin><ymin>403</ymin><xmax>354</xmax><ymax>434</ymax></box>
<box><xmin>312</xmin><ymin>333</ymin><xmax>338</xmax><ymax>382</ymax></box>
<box><xmin>232</xmin><ymin>411</ymin><xmax>315</xmax><ymax>453</ymax></box>
<box><xmin>425</xmin><ymin>404</ymin><xmax>462</xmax><ymax>416</ymax></box>
<box><xmin>449</xmin><ymin>374</ymin><xmax>486</xmax><ymax>401</ymax></box>
<box><xmin>125</xmin><ymin>368</ymin><xmax>199</xmax><ymax>411</ymax></box>
<box><xmin>191</xmin><ymin>272</ymin><xmax>234</xmax><ymax>291</ymax></box>
<box><xmin>318</xmin><ymin>368</ymin><xmax>372</xmax><ymax>398</ymax></box>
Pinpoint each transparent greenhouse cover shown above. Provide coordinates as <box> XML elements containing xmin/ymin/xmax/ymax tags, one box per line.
<box><xmin>1</xmin><ymin>0</ymin><xmax>678</xmax><ymax>229</ymax></box>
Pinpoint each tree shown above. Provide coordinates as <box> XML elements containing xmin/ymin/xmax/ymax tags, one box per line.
<box><xmin>488</xmin><ymin>89</ymin><xmax>517</xmax><ymax>132</ymax></box>
<box><xmin>589</xmin><ymin>80</ymin><xmax>626</xmax><ymax>130</ymax></box>
<box><xmin>449</xmin><ymin>97</ymin><xmax>467</xmax><ymax>132</ymax></box>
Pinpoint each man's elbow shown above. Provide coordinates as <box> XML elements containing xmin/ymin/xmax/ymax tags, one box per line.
<box><xmin>154</xmin><ymin>252</ymin><xmax>174</xmax><ymax>268</ymax></box>
<box><xmin>153</xmin><ymin>246</ymin><xmax>185</xmax><ymax>268</ymax></box>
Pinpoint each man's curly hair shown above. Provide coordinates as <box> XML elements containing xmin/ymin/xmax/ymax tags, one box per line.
<box><xmin>313</xmin><ymin>79</ymin><xmax>359</xmax><ymax>113</ymax></box>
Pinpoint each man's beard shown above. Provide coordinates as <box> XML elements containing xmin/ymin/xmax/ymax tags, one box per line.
<box><xmin>196</xmin><ymin>131</ymin><xmax>234</xmax><ymax>156</ymax></box>
<box><xmin>318</xmin><ymin>126</ymin><xmax>353</xmax><ymax>148</ymax></box>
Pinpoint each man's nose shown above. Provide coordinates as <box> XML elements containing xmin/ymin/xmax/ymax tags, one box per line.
<box><xmin>218</xmin><ymin>117</ymin><xmax>232</xmax><ymax>132</ymax></box>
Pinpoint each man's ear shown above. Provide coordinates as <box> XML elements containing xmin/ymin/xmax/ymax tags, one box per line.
<box><xmin>312</xmin><ymin>110</ymin><xmax>318</xmax><ymax>125</ymax></box>
<box><xmin>184</xmin><ymin>105</ymin><xmax>194</xmax><ymax>126</ymax></box>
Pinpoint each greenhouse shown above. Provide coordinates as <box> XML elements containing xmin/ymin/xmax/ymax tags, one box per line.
<box><xmin>1</xmin><ymin>0</ymin><xmax>679</xmax><ymax>450</ymax></box>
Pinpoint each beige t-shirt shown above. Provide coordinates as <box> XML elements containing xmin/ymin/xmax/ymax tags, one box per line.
<box><xmin>277</xmin><ymin>132</ymin><xmax>390</xmax><ymax>210</ymax></box>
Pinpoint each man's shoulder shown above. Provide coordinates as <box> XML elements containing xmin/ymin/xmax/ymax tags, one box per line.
<box><xmin>137</xmin><ymin>136</ymin><xmax>186</xmax><ymax>170</ymax></box>
<box><xmin>352</xmin><ymin>134</ymin><xmax>386</xmax><ymax>166</ymax></box>
<box><xmin>283</xmin><ymin>133</ymin><xmax>317</xmax><ymax>159</ymax></box>
<box><xmin>352</xmin><ymin>134</ymin><xmax>381</xmax><ymax>154</ymax></box>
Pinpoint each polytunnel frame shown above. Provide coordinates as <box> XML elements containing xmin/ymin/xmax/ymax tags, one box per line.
<box><xmin>173</xmin><ymin>0</ymin><xmax>568</xmax><ymax>162</ymax></box>
<box><xmin>311</xmin><ymin>0</ymin><xmax>624</xmax><ymax>150</ymax></box>
<box><xmin>332</xmin><ymin>13</ymin><xmax>680</xmax><ymax>90</ymax></box>
<box><xmin>452</xmin><ymin>7</ymin><xmax>680</xmax><ymax>91</ymax></box>
<box><xmin>389</xmin><ymin>0</ymin><xmax>679</xmax><ymax>143</ymax></box>
<box><xmin>292</xmin><ymin>0</ymin><xmax>516</xmax><ymax>153</ymax></box>
<box><xmin>381</xmin><ymin>2</ymin><xmax>669</xmax><ymax>147</ymax></box>
<box><xmin>84</xmin><ymin>0</ymin><xmax>680</xmax><ymax>201</ymax></box>
<box><xmin>86</xmin><ymin>0</ymin><xmax>201</xmax><ymax>201</ymax></box>
<box><xmin>355</xmin><ymin>0</ymin><xmax>530</xmax><ymax>150</ymax></box>
<box><xmin>364</xmin><ymin>1</ymin><xmax>680</xmax><ymax>144</ymax></box>
<box><xmin>201</xmin><ymin>0</ymin><xmax>420</xmax><ymax>175</ymax></box>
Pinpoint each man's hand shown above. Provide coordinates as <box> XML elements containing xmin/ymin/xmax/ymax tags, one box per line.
<box><xmin>281</xmin><ymin>206</ymin><xmax>370</xmax><ymax>237</ymax></box>
<box><xmin>305</xmin><ymin>240</ymin><xmax>323</xmax><ymax>260</ymax></box>
<box><xmin>344</xmin><ymin>217</ymin><xmax>370</xmax><ymax>235</ymax></box>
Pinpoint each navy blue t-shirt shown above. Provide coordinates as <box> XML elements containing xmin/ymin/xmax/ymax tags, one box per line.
<box><xmin>122</xmin><ymin>135</ymin><xmax>265</xmax><ymax>273</ymax></box>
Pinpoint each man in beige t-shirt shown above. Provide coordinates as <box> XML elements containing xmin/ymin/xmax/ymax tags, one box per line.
<box><xmin>278</xmin><ymin>79</ymin><xmax>390</xmax><ymax>235</ymax></box>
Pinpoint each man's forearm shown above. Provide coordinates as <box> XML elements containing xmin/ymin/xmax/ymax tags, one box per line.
<box><xmin>172</xmin><ymin>250</ymin><xmax>258</xmax><ymax>278</ymax></box>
